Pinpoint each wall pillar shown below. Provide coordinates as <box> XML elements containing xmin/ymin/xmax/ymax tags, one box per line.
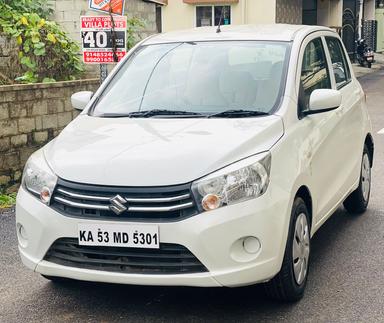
<box><xmin>317</xmin><ymin>0</ymin><xmax>343</xmax><ymax>28</ymax></box>
<box><xmin>364</xmin><ymin>0</ymin><xmax>375</xmax><ymax>20</ymax></box>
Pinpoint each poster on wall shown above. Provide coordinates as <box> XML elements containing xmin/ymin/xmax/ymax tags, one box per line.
<box><xmin>81</xmin><ymin>16</ymin><xmax>127</xmax><ymax>64</ymax></box>
<box><xmin>89</xmin><ymin>0</ymin><xmax>125</xmax><ymax>16</ymax></box>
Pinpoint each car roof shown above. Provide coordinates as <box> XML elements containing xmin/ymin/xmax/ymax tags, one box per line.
<box><xmin>143</xmin><ymin>24</ymin><xmax>335</xmax><ymax>45</ymax></box>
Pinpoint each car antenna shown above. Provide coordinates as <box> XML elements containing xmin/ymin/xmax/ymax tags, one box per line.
<box><xmin>216</xmin><ymin>6</ymin><xmax>226</xmax><ymax>33</ymax></box>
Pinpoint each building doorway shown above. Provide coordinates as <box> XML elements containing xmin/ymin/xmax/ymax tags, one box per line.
<box><xmin>303</xmin><ymin>0</ymin><xmax>318</xmax><ymax>25</ymax></box>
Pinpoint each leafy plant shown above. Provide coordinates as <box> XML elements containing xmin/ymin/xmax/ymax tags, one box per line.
<box><xmin>0</xmin><ymin>0</ymin><xmax>84</xmax><ymax>83</ymax></box>
<box><xmin>0</xmin><ymin>192</ymin><xmax>16</xmax><ymax>208</ymax></box>
<box><xmin>2</xmin><ymin>0</ymin><xmax>53</xmax><ymax>19</ymax></box>
<box><xmin>126</xmin><ymin>17</ymin><xmax>146</xmax><ymax>50</ymax></box>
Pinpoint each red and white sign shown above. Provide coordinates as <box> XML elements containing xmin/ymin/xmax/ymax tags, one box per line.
<box><xmin>80</xmin><ymin>16</ymin><xmax>127</xmax><ymax>64</ymax></box>
<box><xmin>81</xmin><ymin>15</ymin><xmax>126</xmax><ymax>29</ymax></box>
<box><xmin>89</xmin><ymin>0</ymin><xmax>125</xmax><ymax>16</ymax></box>
<box><xmin>83</xmin><ymin>51</ymin><xmax>126</xmax><ymax>64</ymax></box>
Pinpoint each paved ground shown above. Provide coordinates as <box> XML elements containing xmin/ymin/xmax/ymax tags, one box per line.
<box><xmin>353</xmin><ymin>52</ymin><xmax>384</xmax><ymax>79</ymax></box>
<box><xmin>1</xmin><ymin>70</ymin><xmax>384</xmax><ymax>323</ymax></box>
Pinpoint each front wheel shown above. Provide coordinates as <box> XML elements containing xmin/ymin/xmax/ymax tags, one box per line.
<box><xmin>265</xmin><ymin>197</ymin><xmax>310</xmax><ymax>302</ymax></box>
<box><xmin>343</xmin><ymin>145</ymin><xmax>371</xmax><ymax>214</ymax></box>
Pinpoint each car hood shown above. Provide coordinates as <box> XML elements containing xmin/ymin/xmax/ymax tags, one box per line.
<box><xmin>45</xmin><ymin>115</ymin><xmax>284</xmax><ymax>186</ymax></box>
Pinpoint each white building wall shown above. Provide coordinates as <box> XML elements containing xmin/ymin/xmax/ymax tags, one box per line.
<box><xmin>161</xmin><ymin>0</ymin><xmax>196</xmax><ymax>32</ymax></box>
<box><xmin>364</xmin><ymin>0</ymin><xmax>376</xmax><ymax>20</ymax></box>
<box><xmin>161</xmin><ymin>0</ymin><xmax>276</xmax><ymax>33</ymax></box>
<box><xmin>244</xmin><ymin>0</ymin><xmax>276</xmax><ymax>25</ymax></box>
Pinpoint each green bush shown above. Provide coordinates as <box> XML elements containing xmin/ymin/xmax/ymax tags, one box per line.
<box><xmin>0</xmin><ymin>192</ymin><xmax>16</xmax><ymax>208</ymax></box>
<box><xmin>2</xmin><ymin>0</ymin><xmax>53</xmax><ymax>19</ymax></box>
<box><xmin>0</xmin><ymin>0</ymin><xmax>83</xmax><ymax>83</ymax></box>
<box><xmin>126</xmin><ymin>17</ymin><xmax>145</xmax><ymax>50</ymax></box>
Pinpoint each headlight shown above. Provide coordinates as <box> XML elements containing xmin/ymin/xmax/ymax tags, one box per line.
<box><xmin>192</xmin><ymin>152</ymin><xmax>271</xmax><ymax>212</ymax></box>
<box><xmin>22</xmin><ymin>149</ymin><xmax>57</xmax><ymax>205</ymax></box>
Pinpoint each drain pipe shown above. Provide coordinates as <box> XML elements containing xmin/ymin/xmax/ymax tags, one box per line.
<box><xmin>358</xmin><ymin>0</ymin><xmax>364</xmax><ymax>39</ymax></box>
<box><xmin>242</xmin><ymin>0</ymin><xmax>247</xmax><ymax>24</ymax></box>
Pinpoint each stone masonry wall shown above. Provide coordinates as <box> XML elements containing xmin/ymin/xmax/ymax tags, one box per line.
<box><xmin>0</xmin><ymin>35</ymin><xmax>20</xmax><ymax>84</ymax></box>
<box><xmin>0</xmin><ymin>79</ymin><xmax>99</xmax><ymax>189</ymax></box>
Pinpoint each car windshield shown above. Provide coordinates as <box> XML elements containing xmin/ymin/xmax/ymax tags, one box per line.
<box><xmin>91</xmin><ymin>41</ymin><xmax>290</xmax><ymax>117</ymax></box>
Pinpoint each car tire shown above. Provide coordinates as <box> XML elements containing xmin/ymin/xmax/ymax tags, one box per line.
<box><xmin>343</xmin><ymin>145</ymin><xmax>371</xmax><ymax>215</ymax></box>
<box><xmin>265</xmin><ymin>197</ymin><xmax>310</xmax><ymax>302</ymax></box>
<box><xmin>368</xmin><ymin>62</ymin><xmax>372</xmax><ymax>68</ymax></box>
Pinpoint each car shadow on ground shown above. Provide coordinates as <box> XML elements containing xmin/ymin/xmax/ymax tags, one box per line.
<box><xmin>38</xmin><ymin>207</ymin><xmax>363</xmax><ymax>320</ymax></box>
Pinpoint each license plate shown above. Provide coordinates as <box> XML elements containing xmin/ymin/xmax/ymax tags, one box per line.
<box><xmin>78</xmin><ymin>223</ymin><xmax>159</xmax><ymax>249</ymax></box>
<box><xmin>367</xmin><ymin>57</ymin><xmax>373</xmax><ymax>61</ymax></box>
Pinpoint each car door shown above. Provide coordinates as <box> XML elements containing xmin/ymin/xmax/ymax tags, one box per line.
<box><xmin>296</xmin><ymin>34</ymin><xmax>346</xmax><ymax>225</ymax></box>
<box><xmin>323</xmin><ymin>34</ymin><xmax>365</xmax><ymax>198</ymax></box>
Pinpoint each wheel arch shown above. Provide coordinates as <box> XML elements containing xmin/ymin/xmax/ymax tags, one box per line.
<box><xmin>365</xmin><ymin>133</ymin><xmax>374</xmax><ymax>167</ymax></box>
<box><xmin>295</xmin><ymin>186</ymin><xmax>313</xmax><ymax>230</ymax></box>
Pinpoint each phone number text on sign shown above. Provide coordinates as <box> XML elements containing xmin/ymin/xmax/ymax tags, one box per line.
<box><xmin>83</xmin><ymin>51</ymin><xmax>126</xmax><ymax>63</ymax></box>
<box><xmin>80</xmin><ymin>16</ymin><xmax>127</xmax><ymax>64</ymax></box>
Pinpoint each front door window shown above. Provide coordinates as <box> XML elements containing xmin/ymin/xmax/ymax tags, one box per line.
<box><xmin>299</xmin><ymin>38</ymin><xmax>331</xmax><ymax>112</ymax></box>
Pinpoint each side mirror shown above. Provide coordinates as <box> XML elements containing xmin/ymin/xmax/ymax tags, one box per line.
<box><xmin>71</xmin><ymin>91</ymin><xmax>93</xmax><ymax>111</ymax></box>
<box><xmin>305</xmin><ymin>89</ymin><xmax>342</xmax><ymax>115</ymax></box>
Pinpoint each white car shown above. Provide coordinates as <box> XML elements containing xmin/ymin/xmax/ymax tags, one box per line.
<box><xmin>16</xmin><ymin>24</ymin><xmax>373</xmax><ymax>301</ymax></box>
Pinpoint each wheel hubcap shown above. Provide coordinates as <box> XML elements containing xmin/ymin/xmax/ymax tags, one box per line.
<box><xmin>292</xmin><ymin>213</ymin><xmax>310</xmax><ymax>285</ymax></box>
<box><xmin>361</xmin><ymin>153</ymin><xmax>371</xmax><ymax>202</ymax></box>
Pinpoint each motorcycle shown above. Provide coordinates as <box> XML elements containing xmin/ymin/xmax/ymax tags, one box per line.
<box><xmin>356</xmin><ymin>39</ymin><xmax>374</xmax><ymax>68</ymax></box>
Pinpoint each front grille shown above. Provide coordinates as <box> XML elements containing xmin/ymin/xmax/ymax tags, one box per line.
<box><xmin>50</xmin><ymin>179</ymin><xmax>198</xmax><ymax>221</ymax></box>
<box><xmin>44</xmin><ymin>238</ymin><xmax>208</xmax><ymax>275</ymax></box>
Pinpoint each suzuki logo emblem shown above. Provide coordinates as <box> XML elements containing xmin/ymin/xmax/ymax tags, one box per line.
<box><xmin>109</xmin><ymin>195</ymin><xmax>128</xmax><ymax>215</ymax></box>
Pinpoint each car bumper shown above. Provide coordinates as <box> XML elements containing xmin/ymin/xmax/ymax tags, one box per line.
<box><xmin>16</xmin><ymin>186</ymin><xmax>291</xmax><ymax>287</ymax></box>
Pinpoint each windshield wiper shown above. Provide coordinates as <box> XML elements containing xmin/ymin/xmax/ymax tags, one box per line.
<box><xmin>97</xmin><ymin>109</ymin><xmax>269</xmax><ymax>118</ymax></box>
<box><xmin>129</xmin><ymin>109</ymin><xmax>205</xmax><ymax>118</ymax></box>
<box><xmin>98</xmin><ymin>109</ymin><xmax>205</xmax><ymax>118</ymax></box>
<box><xmin>207</xmin><ymin>109</ymin><xmax>270</xmax><ymax>118</ymax></box>
<box><xmin>96</xmin><ymin>113</ymin><xmax>133</xmax><ymax>118</ymax></box>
